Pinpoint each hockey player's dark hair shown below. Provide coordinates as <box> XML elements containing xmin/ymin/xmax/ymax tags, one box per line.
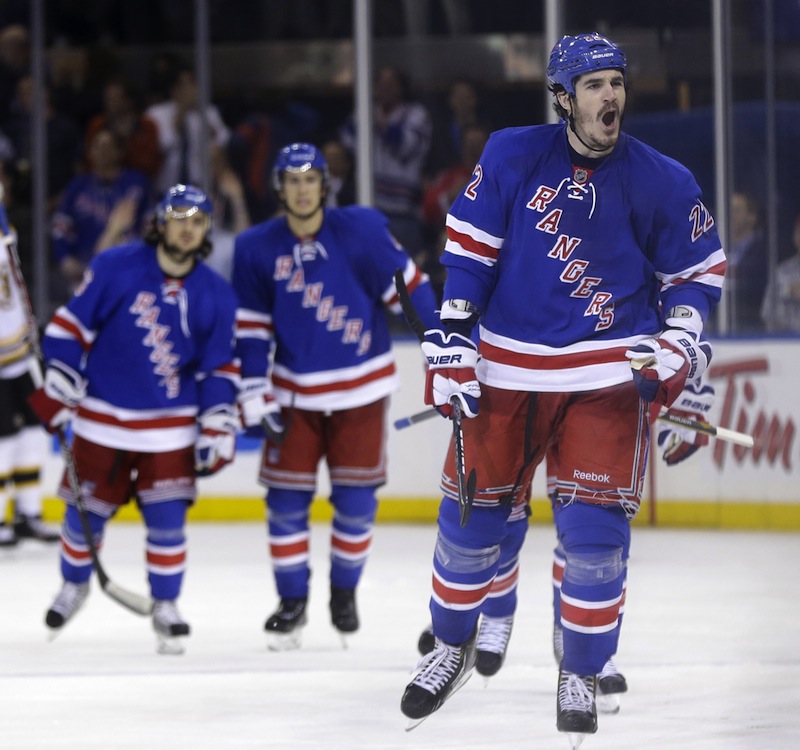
<box><xmin>142</xmin><ymin>217</ymin><xmax>213</xmax><ymax>259</ymax></box>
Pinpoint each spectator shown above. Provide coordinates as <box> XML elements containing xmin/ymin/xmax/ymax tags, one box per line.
<box><xmin>321</xmin><ymin>138</ymin><xmax>355</xmax><ymax>208</ymax></box>
<box><xmin>727</xmin><ymin>191</ymin><xmax>767</xmax><ymax>333</ymax></box>
<box><xmin>84</xmin><ymin>77</ymin><xmax>163</xmax><ymax>183</ymax></box>
<box><xmin>202</xmin><ymin>142</ymin><xmax>251</xmax><ymax>281</ymax></box>
<box><xmin>5</xmin><ymin>74</ymin><xmax>82</xmax><ymax>211</ymax></box>
<box><xmin>427</xmin><ymin>78</ymin><xmax>485</xmax><ymax>176</ymax></box>
<box><xmin>761</xmin><ymin>212</ymin><xmax>800</xmax><ymax>333</ymax></box>
<box><xmin>340</xmin><ymin>65</ymin><xmax>431</xmax><ymax>258</ymax></box>
<box><xmin>51</xmin><ymin>128</ymin><xmax>150</xmax><ymax>291</ymax></box>
<box><xmin>0</xmin><ymin>24</ymin><xmax>30</xmax><ymax>127</ymax></box>
<box><xmin>422</xmin><ymin>124</ymin><xmax>489</xmax><ymax>235</ymax></box>
<box><xmin>146</xmin><ymin>65</ymin><xmax>231</xmax><ymax>194</ymax></box>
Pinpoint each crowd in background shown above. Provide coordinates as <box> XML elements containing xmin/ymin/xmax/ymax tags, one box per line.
<box><xmin>0</xmin><ymin>5</ymin><xmax>798</xmax><ymax>334</ymax></box>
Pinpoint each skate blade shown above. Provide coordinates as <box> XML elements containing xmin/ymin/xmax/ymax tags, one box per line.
<box><xmin>567</xmin><ymin>732</ymin><xmax>587</xmax><ymax>749</ymax></box>
<box><xmin>337</xmin><ymin>631</ymin><xmax>355</xmax><ymax>650</ymax></box>
<box><xmin>596</xmin><ymin>691</ymin><xmax>621</xmax><ymax>714</ymax></box>
<box><xmin>404</xmin><ymin>716</ymin><xmax>427</xmax><ymax>732</ymax></box>
<box><xmin>157</xmin><ymin>635</ymin><xmax>186</xmax><ymax>655</ymax></box>
<box><xmin>267</xmin><ymin>630</ymin><xmax>303</xmax><ymax>652</ymax></box>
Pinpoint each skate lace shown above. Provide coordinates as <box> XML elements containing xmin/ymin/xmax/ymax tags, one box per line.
<box><xmin>411</xmin><ymin>642</ymin><xmax>462</xmax><ymax>693</ymax></box>
<box><xmin>476</xmin><ymin>615</ymin><xmax>513</xmax><ymax>655</ymax></box>
<box><xmin>153</xmin><ymin>600</ymin><xmax>185</xmax><ymax>627</ymax></box>
<box><xmin>558</xmin><ymin>672</ymin><xmax>594</xmax><ymax>712</ymax></box>
<box><xmin>598</xmin><ymin>658</ymin><xmax>620</xmax><ymax>679</ymax></box>
<box><xmin>53</xmin><ymin>582</ymin><xmax>88</xmax><ymax>614</ymax></box>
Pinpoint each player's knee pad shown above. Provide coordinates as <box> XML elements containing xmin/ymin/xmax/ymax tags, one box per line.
<box><xmin>563</xmin><ymin>546</ymin><xmax>625</xmax><ymax>586</ymax></box>
<box><xmin>266</xmin><ymin>488</ymin><xmax>313</xmax><ymax>533</ymax></box>
<box><xmin>141</xmin><ymin>499</ymin><xmax>188</xmax><ymax>535</ymax></box>
<box><xmin>434</xmin><ymin>528</ymin><xmax>501</xmax><ymax>576</ymax></box>
<box><xmin>330</xmin><ymin>484</ymin><xmax>377</xmax><ymax>529</ymax></box>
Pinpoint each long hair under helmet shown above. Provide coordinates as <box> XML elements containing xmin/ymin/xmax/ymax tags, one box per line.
<box><xmin>147</xmin><ymin>183</ymin><xmax>214</xmax><ymax>259</ymax></box>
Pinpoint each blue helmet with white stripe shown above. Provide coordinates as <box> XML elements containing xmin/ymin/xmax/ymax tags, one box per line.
<box><xmin>546</xmin><ymin>32</ymin><xmax>627</xmax><ymax>97</ymax></box>
<box><xmin>271</xmin><ymin>142</ymin><xmax>329</xmax><ymax>192</ymax></box>
<box><xmin>156</xmin><ymin>183</ymin><xmax>213</xmax><ymax>226</ymax></box>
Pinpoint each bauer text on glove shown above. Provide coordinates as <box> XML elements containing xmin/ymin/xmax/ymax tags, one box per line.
<box><xmin>656</xmin><ymin>378</ymin><xmax>715</xmax><ymax>466</ymax></box>
<box><xmin>421</xmin><ymin>329</ymin><xmax>481</xmax><ymax>419</ymax></box>
<box><xmin>625</xmin><ymin>307</ymin><xmax>709</xmax><ymax>407</ymax></box>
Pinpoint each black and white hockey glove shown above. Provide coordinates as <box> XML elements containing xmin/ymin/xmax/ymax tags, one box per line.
<box><xmin>195</xmin><ymin>405</ymin><xmax>238</xmax><ymax>477</ymax></box>
<box><xmin>421</xmin><ymin>329</ymin><xmax>481</xmax><ymax>419</ymax></box>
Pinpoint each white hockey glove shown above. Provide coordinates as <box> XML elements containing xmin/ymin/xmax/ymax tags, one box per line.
<box><xmin>27</xmin><ymin>360</ymin><xmax>86</xmax><ymax>434</ymax></box>
<box><xmin>195</xmin><ymin>405</ymin><xmax>238</xmax><ymax>477</ymax></box>
<box><xmin>238</xmin><ymin>377</ymin><xmax>285</xmax><ymax>442</ymax></box>
<box><xmin>656</xmin><ymin>378</ymin><xmax>716</xmax><ymax>466</ymax></box>
<box><xmin>625</xmin><ymin>306</ymin><xmax>709</xmax><ymax>408</ymax></box>
<box><xmin>421</xmin><ymin>329</ymin><xmax>481</xmax><ymax>419</ymax></box>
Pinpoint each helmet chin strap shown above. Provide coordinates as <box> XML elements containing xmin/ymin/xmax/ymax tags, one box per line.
<box><xmin>567</xmin><ymin>112</ymin><xmax>611</xmax><ymax>155</ymax></box>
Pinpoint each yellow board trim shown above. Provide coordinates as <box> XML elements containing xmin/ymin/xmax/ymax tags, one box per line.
<box><xmin>38</xmin><ymin>495</ymin><xmax>800</xmax><ymax>530</ymax></box>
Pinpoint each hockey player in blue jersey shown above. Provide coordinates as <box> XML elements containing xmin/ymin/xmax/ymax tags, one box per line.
<box><xmin>400</xmin><ymin>32</ymin><xmax>726</xmax><ymax>745</ymax></box>
<box><xmin>232</xmin><ymin>142</ymin><xmax>438</xmax><ymax>650</ymax></box>
<box><xmin>29</xmin><ymin>184</ymin><xmax>239</xmax><ymax>654</ymax></box>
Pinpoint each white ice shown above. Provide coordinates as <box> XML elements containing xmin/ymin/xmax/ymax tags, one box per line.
<box><xmin>2</xmin><ymin>522</ymin><xmax>798</xmax><ymax>750</ymax></box>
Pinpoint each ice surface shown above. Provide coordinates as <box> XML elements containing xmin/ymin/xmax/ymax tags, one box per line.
<box><xmin>2</xmin><ymin>522</ymin><xmax>798</xmax><ymax>750</ymax></box>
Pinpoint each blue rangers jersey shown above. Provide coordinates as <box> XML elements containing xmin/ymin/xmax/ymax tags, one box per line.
<box><xmin>233</xmin><ymin>205</ymin><xmax>437</xmax><ymax>411</ymax></box>
<box><xmin>443</xmin><ymin>124</ymin><xmax>726</xmax><ymax>392</ymax></box>
<box><xmin>42</xmin><ymin>242</ymin><xmax>239</xmax><ymax>451</ymax></box>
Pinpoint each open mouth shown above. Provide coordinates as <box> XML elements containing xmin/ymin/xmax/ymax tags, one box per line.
<box><xmin>601</xmin><ymin>110</ymin><xmax>617</xmax><ymax>128</ymax></box>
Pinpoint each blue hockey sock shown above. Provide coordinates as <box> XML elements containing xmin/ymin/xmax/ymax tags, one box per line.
<box><xmin>329</xmin><ymin>484</ymin><xmax>377</xmax><ymax>590</ymax></box>
<box><xmin>266</xmin><ymin>488</ymin><xmax>314</xmax><ymax>599</ymax></box>
<box><xmin>141</xmin><ymin>499</ymin><xmax>189</xmax><ymax>601</ymax></box>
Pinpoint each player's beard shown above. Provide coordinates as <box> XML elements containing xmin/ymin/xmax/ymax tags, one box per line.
<box><xmin>162</xmin><ymin>240</ymin><xmax>200</xmax><ymax>267</ymax></box>
<box><xmin>570</xmin><ymin>102</ymin><xmax>623</xmax><ymax>155</ymax></box>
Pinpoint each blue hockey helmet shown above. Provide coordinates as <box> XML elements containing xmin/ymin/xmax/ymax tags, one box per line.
<box><xmin>271</xmin><ymin>142</ymin><xmax>329</xmax><ymax>192</ymax></box>
<box><xmin>156</xmin><ymin>183</ymin><xmax>213</xmax><ymax>226</ymax></box>
<box><xmin>546</xmin><ymin>32</ymin><xmax>627</xmax><ymax>97</ymax></box>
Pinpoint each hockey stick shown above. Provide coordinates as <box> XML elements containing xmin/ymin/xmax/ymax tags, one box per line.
<box><xmin>393</xmin><ymin>269</ymin><xmax>477</xmax><ymax>526</ymax></box>
<box><xmin>2</xmin><ymin>233</ymin><xmax>153</xmax><ymax>615</ymax></box>
<box><xmin>394</xmin><ymin>404</ymin><xmax>754</xmax><ymax>447</ymax></box>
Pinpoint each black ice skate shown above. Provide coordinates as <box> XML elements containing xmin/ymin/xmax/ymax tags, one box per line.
<box><xmin>596</xmin><ymin>657</ymin><xmax>628</xmax><ymax>714</ymax></box>
<box><xmin>14</xmin><ymin>514</ymin><xmax>60</xmax><ymax>543</ymax></box>
<box><xmin>0</xmin><ymin>522</ymin><xmax>18</xmax><ymax>547</ymax></box>
<box><xmin>152</xmin><ymin>599</ymin><xmax>190</xmax><ymax>655</ymax></box>
<box><xmin>417</xmin><ymin>625</ymin><xmax>435</xmax><ymax>655</ymax></box>
<box><xmin>475</xmin><ymin>614</ymin><xmax>513</xmax><ymax>679</ymax></box>
<box><xmin>264</xmin><ymin>597</ymin><xmax>308</xmax><ymax>651</ymax></box>
<box><xmin>401</xmin><ymin>630</ymin><xmax>477</xmax><ymax>730</ymax></box>
<box><xmin>556</xmin><ymin>668</ymin><xmax>597</xmax><ymax>749</ymax></box>
<box><xmin>45</xmin><ymin>581</ymin><xmax>90</xmax><ymax>632</ymax></box>
<box><xmin>329</xmin><ymin>586</ymin><xmax>359</xmax><ymax>646</ymax></box>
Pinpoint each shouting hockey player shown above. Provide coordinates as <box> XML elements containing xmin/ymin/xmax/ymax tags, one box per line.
<box><xmin>399</xmin><ymin>32</ymin><xmax>725</xmax><ymax>747</ymax></box>
<box><xmin>232</xmin><ymin>142</ymin><xmax>437</xmax><ymax>650</ymax></box>
<box><xmin>29</xmin><ymin>184</ymin><xmax>239</xmax><ymax>654</ymax></box>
